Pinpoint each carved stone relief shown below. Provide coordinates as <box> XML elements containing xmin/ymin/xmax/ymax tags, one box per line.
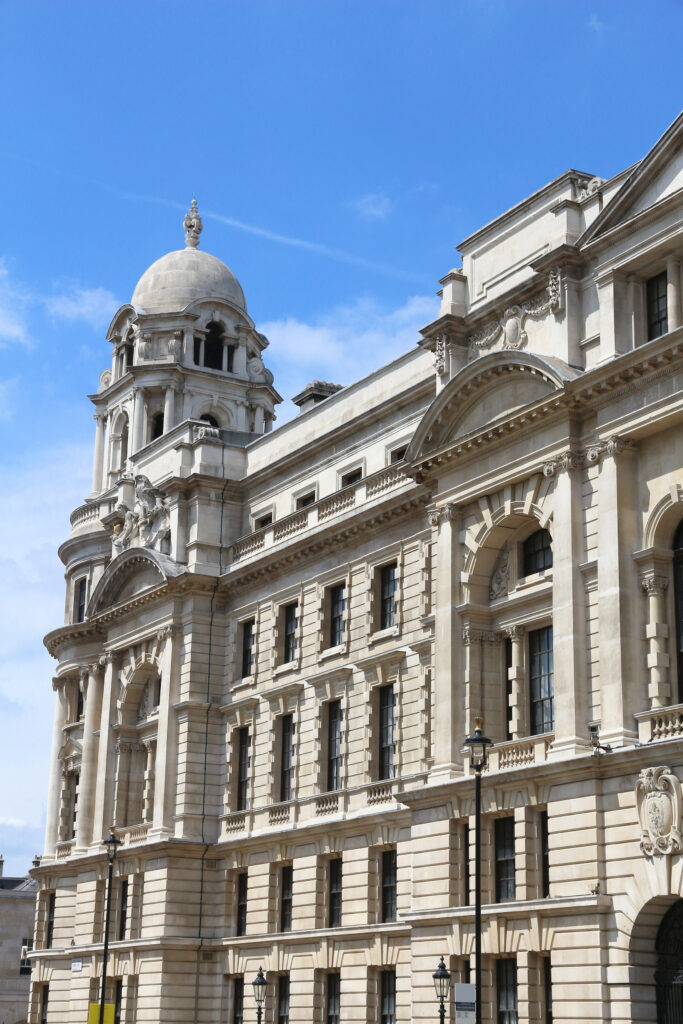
<box><xmin>113</xmin><ymin>475</ymin><xmax>171</xmax><ymax>554</ymax></box>
<box><xmin>489</xmin><ymin>544</ymin><xmax>510</xmax><ymax>600</ymax></box>
<box><xmin>636</xmin><ymin>765</ymin><xmax>683</xmax><ymax>856</ymax></box>
<box><xmin>467</xmin><ymin>267</ymin><xmax>563</xmax><ymax>360</ymax></box>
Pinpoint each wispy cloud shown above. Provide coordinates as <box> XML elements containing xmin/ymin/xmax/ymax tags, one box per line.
<box><xmin>0</xmin><ymin>377</ymin><xmax>18</xmax><ymax>419</ymax></box>
<box><xmin>588</xmin><ymin>12</ymin><xmax>605</xmax><ymax>33</ymax></box>
<box><xmin>45</xmin><ymin>284</ymin><xmax>119</xmax><ymax>330</ymax></box>
<box><xmin>0</xmin><ymin>259</ymin><xmax>32</xmax><ymax>348</ymax></box>
<box><xmin>350</xmin><ymin>192</ymin><xmax>394</xmax><ymax>220</ymax></box>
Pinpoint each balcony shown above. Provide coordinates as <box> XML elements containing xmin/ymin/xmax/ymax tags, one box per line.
<box><xmin>635</xmin><ymin>703</ymin><xmax>683</xmax><ymax>743</ymax></box>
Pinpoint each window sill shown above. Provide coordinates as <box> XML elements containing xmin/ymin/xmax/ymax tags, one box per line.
<box><xmin>274</xmin><ymin>660</ymin><xmax>301</xmax><ymax>678</ymax></box>
<box><xmin>319</xmin><ymin>643</ymin><xmax>347</xmax><ymax>662</ymax></box>
<box><xmin>369</xmin><ymin>625</ymin><xmax>400</xmax><ymax>645</ymax></box>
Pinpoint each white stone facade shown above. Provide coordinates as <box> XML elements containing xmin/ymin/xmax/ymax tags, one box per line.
<box><xmin>30</xmin><ymin>114</ymin><xmax>683</xmax><ymax>1022</ymax></box>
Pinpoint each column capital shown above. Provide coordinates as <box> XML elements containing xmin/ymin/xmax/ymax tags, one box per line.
<box><xmin>503</xmin><ymin>624</ymin><xmax>525</xmax><ymax>640</ymax></box>
<box><xmin>640</xmin><ymin>573</ymin><xmax>670</xmax><ymax>596</ymax></box>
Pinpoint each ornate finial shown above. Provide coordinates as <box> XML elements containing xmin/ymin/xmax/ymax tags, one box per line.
<box><xmin>183</xmin><ymin>198</ymin><xmax>202</xmax><ymax>248</ymax></box>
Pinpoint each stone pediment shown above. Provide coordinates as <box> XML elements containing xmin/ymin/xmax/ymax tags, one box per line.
<box><xmin>87</xmin><ymin>548</ymin><xmax>182</xmax><ymax>617</ymax></box>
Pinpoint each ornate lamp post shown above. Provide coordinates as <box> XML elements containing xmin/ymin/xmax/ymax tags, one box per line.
<box><xmin>432</xmin><ymin>955</ymin><xmax>451</xmax><ymax>1023</ymax></box>
<box><xmin>464</xmin><ymin>717</ymin><xmax>492</xmax><ymax>1024</ymax></box>
<box><xmin>252</xmin><ymin>965</ymin><xmax>267</xmax><ymax>1024</ymax></box>
<box><xmin>99</xmin><ymin>828</ymin><xmax>122</xmax><ymax>1023</ymax></box>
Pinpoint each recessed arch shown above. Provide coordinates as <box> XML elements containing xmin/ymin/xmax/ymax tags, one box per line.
<box><xmin>644</xmin><ymin>484</ymin><xmax>683</xmax><ymax>549</ymax></box>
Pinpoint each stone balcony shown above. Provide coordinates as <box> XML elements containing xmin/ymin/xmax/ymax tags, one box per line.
<box><xmin>635</xmin><ymin>702</ymin><xmax>683</xmax><ymax>743</ymax></box>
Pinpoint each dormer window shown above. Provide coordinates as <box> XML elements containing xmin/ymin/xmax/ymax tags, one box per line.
<box><xmin>647</xmin><ymin>271</ymin><xmax>668</xmax><ymax>340</ymax></box>
<box><xmin>522</xmin><ymin>529</ymin><xmax>553</xmax><ymax>577</ymax></box>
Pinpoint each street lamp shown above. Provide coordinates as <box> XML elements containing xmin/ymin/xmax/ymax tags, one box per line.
<box><xmin>432</xmin><ymin>955</ymin><xmax>451</xmax><ymax>1023</ymax></box>
<box><xmin>99</xmin><ymin>828</ymin><xmax>122</xmax><ymax>1024</ymax></box>
<box><xmin>464</xmin><ymin>717</ymin><xmax>492</xmax><ymax>1024</ymax></box>
<box><xmin>252</xmin><ymin>965</ymin><xmax>267</xmax><ymax>1024</ymax></box>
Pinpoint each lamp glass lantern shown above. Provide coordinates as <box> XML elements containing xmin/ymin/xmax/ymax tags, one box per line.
<box><xmin>464</xmin><ymin>716</ymin><xmax>492</xmax><ymax>770</ymax></box>
<box><xmin>103</xmin><ymin>829</ymin><xmax>121</xmax><ymax>863</ymax></box>
<box><xmin>252</xmin><ymin>966</ymin><xmax>267</xmax><ymax>1007</ymax></box>
<box><xmin>432</xmin><ymin>955</ymin><xmax>451</xmax><ymax>1001</ymax></box>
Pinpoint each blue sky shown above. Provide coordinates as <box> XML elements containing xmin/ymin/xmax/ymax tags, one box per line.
<box><xmin>0</xmin><ymin>0</ymin><xmax>681</xmax><ymax>875</ymax></box>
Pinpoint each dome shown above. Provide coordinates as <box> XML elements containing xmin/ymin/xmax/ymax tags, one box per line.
<box><xmin>130</xmin><ymin>200</ymin><xmax>247</xmax><ymax>314</ymax></box>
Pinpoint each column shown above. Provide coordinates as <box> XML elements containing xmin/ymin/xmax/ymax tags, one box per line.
<box><xmin>253</xmin><ymin>404</ymin><xmax>265</xmax><ymax>433</ymax></box>
<box><xmin>142</xmin><ymin>740</ymin><xmax>156</xmax><ymax>823</ymax></box>
<box><xmin>549</xmin><ymin>453</ymin><xmax>589</xmax><ymax>756</ymax></box>
<box><xmin>91</xmin><ymin>653</ymin><xmax>119</xmax><ymax>844</ymax></box>
<box><xmin>431</xmin><ymin>504</ymin><xmax>463</xmax><ymax>780</ymax></box>
<box><xmin>75</xmin><ymin>663</ymin><xmax>104</xmax><ymax>851</ymax></box>
<box><xmin>92</xmin><ymin>413</ymin><xmax>105</xmax><ymax>493</ymax></box>
<box><xmin>152</xmin><ymin>628</ymin><xmax>177</xmax><ymax>837</ymax></box>
<box><xmin>163</xmin><ymin>385</ymin><xmax>175</xmax><ymax>433</ymax></box>
<box><xmin>132</xmin><ymin>387</ymin><xmax>145</xmax><ymax>453</ymax></box>
<box><xmin>43</xmin><ymin>679</ymin><xmax>70</xmax><ymax>859</ymax></box>
<box><xmin>641</xmin><ymin>574</ymin><xmax>671</xmax><ymax>708</ymax></box>
<box><xmin>221</xmin><ymin>341</ymin><xmax>229</xmax><ymax>372</ymax></box>
<box><xmin>505</xmin><ymin>626</ymin><xmax>526</xmax><ymax>739</ymax></box>
<box><xmin>667</xmin><ymin>258</ymin><xmax>682</xmax><ymax>331</ymax></box>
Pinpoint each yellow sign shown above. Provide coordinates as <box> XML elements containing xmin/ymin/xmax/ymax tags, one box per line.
<box><xmin>88</xmin><ymin>1003</ymin><xmax>115</xmax><ymax>1024</ymax></box>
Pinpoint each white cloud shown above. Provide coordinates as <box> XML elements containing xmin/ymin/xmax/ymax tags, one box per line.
<box><xmin>45</xmin><ymin>284</ymin><xmax>120</xmax><ymax>330</ymax></box>
<box><xmin>0</xmin><ymin>377</ymin><xmax>18</xmax><ymax>419</ymax></box>
<box><xmin>0</xmin><ymin>259</ymin><xmax>32</xmax><ymax>347</ymax></box>
<box><xmin>588</xmin><ymin>12</ymin><xmax>605</xmax><ymax>33</ymax></box>
<box><xmin>350</xmin><ymin>192</ymin><xmax>394</xmax><ymax>220</ymax></box>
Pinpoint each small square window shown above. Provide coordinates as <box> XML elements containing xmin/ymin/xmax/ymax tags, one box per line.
<box><xmin>340</xmin><ymin>467</ymin><xmax>362</xmax><ymax>488</ymax></box>
<box><xmin>296</xmin><ymin>491</ymin><xmax>316</xmax><ymax>509</ymax></box>
<box><xmin>254</xmin><ymin>512</ymin><xmax>273</xmax><ymax>530</ymax></box>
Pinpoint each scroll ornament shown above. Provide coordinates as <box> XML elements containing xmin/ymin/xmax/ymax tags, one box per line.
<box><xmin>636</xmin><ymin>765</ymin><xmax>683</xmax><ymax>856</ymax></box>
<box><xmin>467</xmin><ymin>267</ymin><xmax>563</xmax><ymax>359</ymax></box>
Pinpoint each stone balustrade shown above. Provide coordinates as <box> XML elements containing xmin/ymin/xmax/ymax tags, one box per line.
<box><xmin>635</xmin><ymin>703</ymin><xmax>683</xmax><ymax>743</ymax></box>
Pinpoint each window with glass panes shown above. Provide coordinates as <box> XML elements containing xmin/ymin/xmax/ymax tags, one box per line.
<box><xmin>118</xmin><ymin>879</ymin><xmax>128</xmax><ymax>940</ymax></box>
<box><xmin>233</xmin><ymin>977</ymin><xmax>244</xmax><ymax>1024</ymax></box>
<box><xmin>540</xmin><ymin>810</ymin><xmax>550</xmax><ymax>898</ymax></box>
<box><xmin>278</xmin><ymin>975</ymin><xmax>290</xmax><ymax>1024</ymax></box>
<box><xmin>280</xmin><ymin>865</ymin><xmax>293</xmax><ymax>932</ymax></box>
<box><xmin>326</xmin><ymin>973</ymin><xmax>340</xmax><ymax>1024</ymax></box>
<box><xmin>71</xmin><ymin>772</ymin><xmax>79</xmax><ymax>838</ymax></box>
<box><xmin>327</xmin><ymin>700</ymin><xmax>343</xmax><ymax>791</ymax></box>
<box><xmin>381</xmin><ymin>970</ymin><xmax>396</xmax><ymax>1024</ymax></box>
<box><xmin>45</xmin><ymin>892</ymin><xmax>55</xmax><ymax>948</ymax></box>
<box><xmin>378</xmin><ymin>685</ymin><xmax>396</xmax><ymax>780</ymax></box>
<box><xmin>379</xmin><ymin>563</ymin><xmax>397</xmax><ymax>629</ymax></box>
<box><xmin>283</xmin><ymin>603</ymin><xmax>298</xmax><ymax>663</ymax></box>
<box><xmin>113</xmin><ymin>979</ymin><xmax>123</xmax><ymax>1024</ymax></box>
<box><xmin>381</xmin><ymin>849</ymin><xmax>397</xmax><ymax>922</ymax></box>
<box><xmin>522</xmin><ymin>529</ymin><xmax>553</xmax><ymax>576</ymax></box>
<box><xmin>75</xmin><ymin>577</ymin><xmax>87</xmax><ymax>623</ymax></box>
<box><xmin>241</xmin><ymin>620</ymin><xmax>255</xmax><ymax>678</ymax></box>
<box><xmin>495</xmin><ymin>818</ymin><xmax>516</xmax><ymax>902</ymax></box>
<box><xmin>463</xmin><ymin>823</ymin><xmax>470</xmax><ymax>906</ymax></box>
<box><xmin>19</xmin><ymin>937</ymin><xmax>32</xmax><ymax>975</ymax></box>
<box><xmin>236</xmin><ymin>872</ymin><xmax>248</xmax><ymax>936</ymax></box>
<box><xmin>497</xmin><ymin>959</ymin><xmax>518</xmax><ymax>1024</ymax></box>
<box><xmin>673</xmin><ymin>521</ymin><xmax>683</xmax><ymax>702</ymax></box>
<box><xmin>504</xmin><ymin>638</ymin><xmax>513</xmax><ymax>742</ymax></box>
<box><xmin>647</xmin><ymin>271</ymin><xmax>668</xmax><ymax>340</ymax></box>
<box><xmin>529</xmin><ymin>626</ymin><xmax>554</xmax><ymax>734</ymax></box>
<box><xmin>236</xmin><ymin>727</ymin><xmax>250</xmax><ymax>811</ymax></box>
<box><xmin>329</xmin><ymin>583</ymin><xmax>346</xmax><ymax>647</ymax></box>
<box><xmin>329</xmin><ymin>857</ymin><xmax>342</xmax><ymax>927</ymax></box>
<box><xmin>280</xmin><ymin>714</ymin><xmax>295</xmax><ymax>802</ymax></box>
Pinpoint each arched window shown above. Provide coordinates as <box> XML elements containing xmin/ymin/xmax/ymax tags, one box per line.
<box><xmin>150</xmin><ymin>412</ymin><xmax>164</xmax><ymax>441</ymax></box>
<box><xmin>200</xmin><ymin>413</ymin><xmax>220</xmax><ymax>428</ymax></box>
<box><xmin>522</xmin><ymin>528</ymin><xmax>553</xmax><ymax>576</ymax></box>
<box><xmin>673</xmin><ymin>522</ymin><xmax>683</xmax><ymax>701</ymax></box>
<box><xmin>204</xmin><ymin>321</ymin><xmax>224</xmax><ymax>370</ymax></box>
<box><xmin>656</xmin><ymin>899</ymin><xmax>683</xmax><ymax>1022</ymax></box>
<box><xmin>120</xmin><ymin>416</ymin><xmax>129</xmax><ymax>468</ymax></box>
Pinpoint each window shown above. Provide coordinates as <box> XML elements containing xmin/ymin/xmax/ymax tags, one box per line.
<box><xmin>341</xmin><ymin>467</ymin><xmax>362</xmax><ymax>488</ymax></box>
<box><xmin>329</xmin><ymin>584</ymin><xmax>346</xmax><ymax>648</ymax></box>
<box><xmin>194</xmin><ymin>336</ymin><xmax>202</xmax><ymax>365</ymax></box>
<box><xmin>74</xmin><ymin>577</ymin><xmax>87</xmax><ymax>623</ymax></box>
<box><xmin>504</xmin><ymin>638</ymin><xmax>513</xmax><ymax>741</ymax></box>
<box><xmin>522</xmin><ymin>529</ymin><xmax>553</xmax><ymax>576</ymax></box>
<box><xmin>381</xmin><ymin>849</ymin><xmax>397</xmax><ymax>922</ymax></box>
<box><xmin>255</xmin><ymin>512</ymin><xmax>273</xmax><ymax>530</ymax></box>
<box><xmin>529</xmin><ymin>626</ymin><xmax>554</xmax><ymax>734</ymax></box>
<box><xmin>114</xmin><ymin>979</ymin><xmax>123</xmax><ymax>1024</ymax></box>
<box><xmin>379</xmin><ymin>684</ymin><xmax>396</xmax><ymax>780</ymax></box>
<box><xmin>381</xmin><ymin>970</ymin><xmax>396</xmax><ymax>1024</ymax></box>
<box><xmin>673</xmin><ymin>521</ymin><xmax>683</xmax><ymax>702</ymax></box>
<box><xmin>495</xmin><ymin>818</ymin><xmax>516</xmax><ymax>902</ymax></box>
<box><xmin>390</xmin><ymin>445</ymin><xmax>408</xmax><ymax>464</ymax></box>
<box><xmin>118</xmin><ymin>879</ymin><xmax>128</xmax><ymax>940</ymax></box>
<box><xmin>497</xmin><ymin>959</ymin><xmax>518</xmax><ymax>1024</ymax></box>
<box><xmin>647</xmin><ymin>271</ymin><xmax>668</xmax><ymax>340</ymax></box>
<box><xmin>204</xmin><ymin>321</ymin><xmax>224</xmax><ymax>370</ymax></box>
<box><xmin>236</xmin><ymin>872</ymin><xmax>248</xmax><ymax>936</ymax></box>
<box><xmin>326</xmin><ymin>973</ymin><xmax>340</xmax><ymax>1024</ymax></box>
<box><xmin>280</xmin><ymin>865</ymin><xmax>293</xmax><ymax>932</ymax></box>
<box><xmin>329</xmin><ymin>857</ymin><xmax>342</xmax><ymax>927</ymax></box>
<box><xmin>327</xmin><ymin>700</ymin><xmax>343</xmax><ymax>792</ymax></box>
<box><xmin>233</xmin><ymin>977</ymin><xmax>244</xmax><ymax>1024</ymax></box>
<box><xmin>236</xmin><ymin>727</ymin><xmax>251</xmax><ymax>811</ymax></box>
<box><xmin>283</xmin><ymin>603</ymin><xmax>298</xmax><ymax>664</ymax></box>
<box><xmin>40</xmin><ymin>984</ymin><xmax>49</xmax><ymax>1024</ymax></box>
<box><xmin>379</xmin><ymin>563</ymin><xmax>397</xmax><ymax>630</ymax></box>
<box><xmin>280</xmin><ymin>714</ymin><xmax>295</xmax><ymax>802</ymax></box>
<box><xmin>200</xmin><ymin>413</ymin><xmax>220</xmax><ymax>428</ymax></box>
<box><xmin>278</xmin><ymin>975</ymin><xmax>290</xmax><ymax>1024</ymax></box>
<box><xmin>45</xmin><ymin>892</ymin><xmax>55</xmax><ymax>948</ymax></box>
<box><xmin>124</xmin><ymin>341</ymin><xmax>134</xmax><ymax>370</ymax></box>
<box><xmin>19</xmin><ymin>937</ymin><xmax>32</xmax><ymax>975</ymax></box>
<box><xmin>540</xmin><ymin>810</ymin><xmax>550</xmax><ymax>898</ymax></box>
<box><xmin>241</xmin><ymin>620</ymin><xmax>255</xmax><ymax>678</ymax></box>
<box><xmin>296</xmin><ymin>491</ymin><xmax>316</xmax><ymax>509</ymax></box>
<box><xmin>71</xmin><ymin>772</ymin><xmax>80</xmax><ymax>838</ymax></box>
<box><xmin>150</xmin><ymin>412</ymin><xmax>164</xmax><ymax>441</ymax></box>
<box><xmin>543</xmin><ymin>956</ymin><xmax>553</xmax><ymax>1024</ymax></box>
<box><xmin>76</xmin><ymin>686</ymin><xmax>84</xmax><ymax>721</ymax></box>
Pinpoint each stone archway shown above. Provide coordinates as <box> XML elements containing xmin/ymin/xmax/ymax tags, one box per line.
<box><xmin>628</xmin><ymin>895</ymin><xmax>680</xmax><ymax>1023</ymax></box>
<box><xmin>656</xmin><ymin>899</ymin><xmax>683</xmax><ymax>1022</ymax></box>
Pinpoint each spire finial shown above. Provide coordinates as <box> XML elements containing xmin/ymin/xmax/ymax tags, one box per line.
<box><xmin>183</xmin><ymin>198</ymin><xmax>202</xmax><ymax>248</ymax></box>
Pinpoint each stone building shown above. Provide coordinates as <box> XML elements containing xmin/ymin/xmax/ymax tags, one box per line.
<box><xmin>31</xmin><ymin>113</ymin><xmax>683</xmax><ymax>1023</ymax></box>
<box><xmin>0</xmin><ymin>858</ymin><xmax>37</xmax><ymax>1024</ymax></box>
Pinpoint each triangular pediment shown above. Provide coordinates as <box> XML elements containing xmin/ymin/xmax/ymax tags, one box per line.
<box><xmin>581</xmin><ymin>112</ymin><xmax>683</xmax><ymax>246</ymax></box>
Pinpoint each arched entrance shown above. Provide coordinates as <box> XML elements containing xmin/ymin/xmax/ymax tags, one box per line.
<box><xmin>657</xmin><ymin>899</ymin><xmax>683</xmax><ymax>1021</ymax></box>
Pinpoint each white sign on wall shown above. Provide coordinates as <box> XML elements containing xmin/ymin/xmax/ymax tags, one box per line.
<box><xmin>454</xmin><ymin>982</ymin><xmax>476</xmax><ymax>1024</ymax></box>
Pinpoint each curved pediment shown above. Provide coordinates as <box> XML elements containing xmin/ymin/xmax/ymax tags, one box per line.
<box><xmin>87</xmin><ymin>548</ymin><xmax>181</xmax><ymax>617</ymax></box>
<box><xmin>407</xmin><ymin>351</ymin><xmax>579</xmax><ymax>462</ymax></box>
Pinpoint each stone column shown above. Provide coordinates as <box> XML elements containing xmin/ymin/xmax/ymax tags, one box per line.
<box><xmin>75</xmin><ymin>663</ymin><xmax>103</xmax><ymax>852</ymax></box>
<box><xmin>430</xmin><ymin>505</ymin><xmax>463</xmax><ymax>779</ymax></box>
<box><xmin>132</xmin><ymin>387</ymin><xmax>145</xmax><ymax>453</ymax></box>
<box><xmin>221</xmin><ymin>341</ymin><xmax>229</xmax><ymax>372</ymax></box>
<box><xmin>667</xmin><ymin>258</ymin><xmax>682</xmax><ymax>332</ymax></box>
<box><xmin>152</xmin><ymin>628</ymin><xmax>177</xmax><ymax>837</ymax></box>
<box><xmin>43</xmin><ymin>679</ymin><xmax>69</xmax><ymax>859</ymax></box>
<box><xmin>640</xmin><ymin>574</ymin><xmax>671</xmax><ymax>708</ymax></box>
<box><xmin>253</xmin><ymin>404</ymin><xmax>265</xmax><ymax>433</ymax></box>
<box><xmin>163</xmin><ymin>385</ymin><xmax>175</xmax><ymax>433</ymax></box>
<box><xmin>92</xmin><ymin>653</ymin><xmax>119</xmax><ymax>845</ymax></box>
<box><xmin>92</xmin><ymin>413</ymin><xmax>106</xmax><ymax>494</ymax></box>
<box><xmin>142</xmin><ymin>740</ymin><xmax>156</xmax><ymax>823</ymax></box>
<box><xmin>505</xmin><ymin>626</ymin><xmax>526</xmax><ymax>740</ymax></box>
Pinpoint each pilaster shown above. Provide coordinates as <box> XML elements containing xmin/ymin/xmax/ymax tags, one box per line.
<box><xmin>75</xmin><ymin>662</ymin><xmax>104</xmax><ymax>851</ymax></box>
<box><xmin>43</xmin><ymin>678</ymin><xmax>69</xmax><ymax>859</ymax></box>
<box><xmin>91</xmin><ymin>652</ymin><xmax>119</xmax><ymax>846</ymax></box>
<box><xmin>430</xmin><ymin>503</ymin><xmax>464</xmax><ymax>779</ymax></box>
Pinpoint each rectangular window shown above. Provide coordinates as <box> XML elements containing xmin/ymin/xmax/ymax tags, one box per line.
<box><xmin>76</xmin><ymin>686</ymin><xmax>84</xmax><ymax>721</ymax></box>
<box><xmin>647</xmin><ymin>270</ymin><xmax>668</xmax><ymax>340</ymax></box>
<box><xmin>296</xmin><ymin>491</ymin><xmax>316</xmax><ymax>509</ymax></box>
<box><xmin>379</xmin><ymin>685</ymin><xmax>396</xmax><ymax>780</ymax></box>
<box><xmin>495</xmin><ymin>818</ymin><xmax>516</xmax><ymax>902</ymax></box>
<box><xmin>390</xmin><ymin>445</ymin><xmax>408</xmax><ymax>464</ymax></box>
<box><xmin>529</xmin><ymin>626</ymin><xmax>554</xmax><ymax>734</ymax></box>
<box><xmin>280</xmin><ymin>714</ymin><xmax>295</xmax><ymax>802</ymax></box>
<box><xmin>278</xmin><ymin>975</ymin><xmax>290</xmax><ymax>1024</ymax></box>
<box><xmin>75</xmin><ymin>578</ymin><xmax>87</xmax><ymax>623</ymax></box>
<box><xmin>40</xmin><ymin>984</ymin><xmax>49</xmax><ymax>1024</ymax></box>
<box><xmin>283</xmin><ymin>603</ymin><xmax>298</xmax><ymax>664</ymax></box>
<box><xmin>381</xmin><ymin>849</ymin><xmax>397</xmax><ymax>923</ymax></box>
<box><xmin>19</xmin><ymin>937</ymin><xmax>32</xmax><ymax>975</ymax></box>
<box><xmin>236</xmin><ymin>727</ymin><xmax>251</xmax><ymax>811</ymax></box>
<box><xmin>341</xmin><ymin>467</ymin><xmax>362</xmax><ymax>488</ymax></box>
<box><xmin>329</xmin><ymin>583</ymin><xmax>346</xmax><ymax>648</ymax></box>
<box><xmin>233</xmin><ymin>977</ymin><xmax>244</xmax><ymax>1024</ymax></box>
<box><xmin>381</xmin><ymin>970</ymin><xmax>396</xmax><ymax>1024</ymax></box>
<box><xmin>327</xmin><ymin>700</ymin><xmax>343</xmax><ymax>792</ymax></box>
<box><xmin>71</xmin><ymin>772</ymin><xmax>80</xmax><ymax>839</ymax></box>
<box><xmin>522</xmin><ymin>528</ymin><xmax>553</xmax><ymax>576</ymax></box>
<box><xmin>241</xmin><ymin>620</ymin><xmax>255</xmax><ymax>678</ymax></box>
<box><xmin>463</xmin><ymin>823</ymin><xmax>470</xmax><ymax>907</ymax></box>
<box><xmin>114</xmin><ymin>979</ymin><xmax>123</xmax><ymax>1024</ymax></box>
<box><xmin>194</xmin><ymin>337</ymin><xmax>202</xmax><ymax>365</ymax></box>
<box><xmin>326</xmin><ymin>972</ymin><xmax>340</xmax><ymax>1024</ymax></box>
<box><xmin>329</xmin><ymin>857</ymin><xmax>342</xmax><ymax>927</ymax></box>
<box><xmin>280</xmin><ymin>865</ymin><xmax>293</xmax><ymax>932</ymax></box>
<box><xmin>236</xmin><ymin>872</ymin><xmax>248</xmax><ymax>936</ymax></box>
<box><xmin>497</xmin><ymin>959</ymin><xmax>518</xmax><ymax>1024</ymax></box>
<box><xmin>379</xmin><ymin>563</ymin><xmax>397</xmax><ymax>630</ymax></box>
<box><xmin>255</xmin><ymin>512</ymin><xmax>273</xmax><ymax>530</ymax></box>
<box><xmin>46</xmin><ymin>892</ymin><xmax>56</xmax><ymax>948</ymax></box>
<box><xmin>544</xmin><ymin>956</ymin><xmax>553</xmax><ymax>1024</ymax></box>
<box><xmin>118</xmin><ymin>879</ymin><xmax>128</xmax><ymax>941</ymax></box>
<box><xmin>540</xmin><ymin>810</ymin><xmax>550</xmax><ymax>898</ymax></box>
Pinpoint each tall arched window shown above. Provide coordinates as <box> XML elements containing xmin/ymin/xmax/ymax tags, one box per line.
<box><xmin>673</xmin><ymin>522</ymin><xmax>683</xmax><ymax>702</ymax></box>
<box><xmin>204</xmin><ymin>321</ymin><xmax>224</xmax><ymax>370</ymax></box>
<box><xmin>522</xmin><ymin>528</ymin><xmax>553</xmax><ymax>576</ymax></box>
